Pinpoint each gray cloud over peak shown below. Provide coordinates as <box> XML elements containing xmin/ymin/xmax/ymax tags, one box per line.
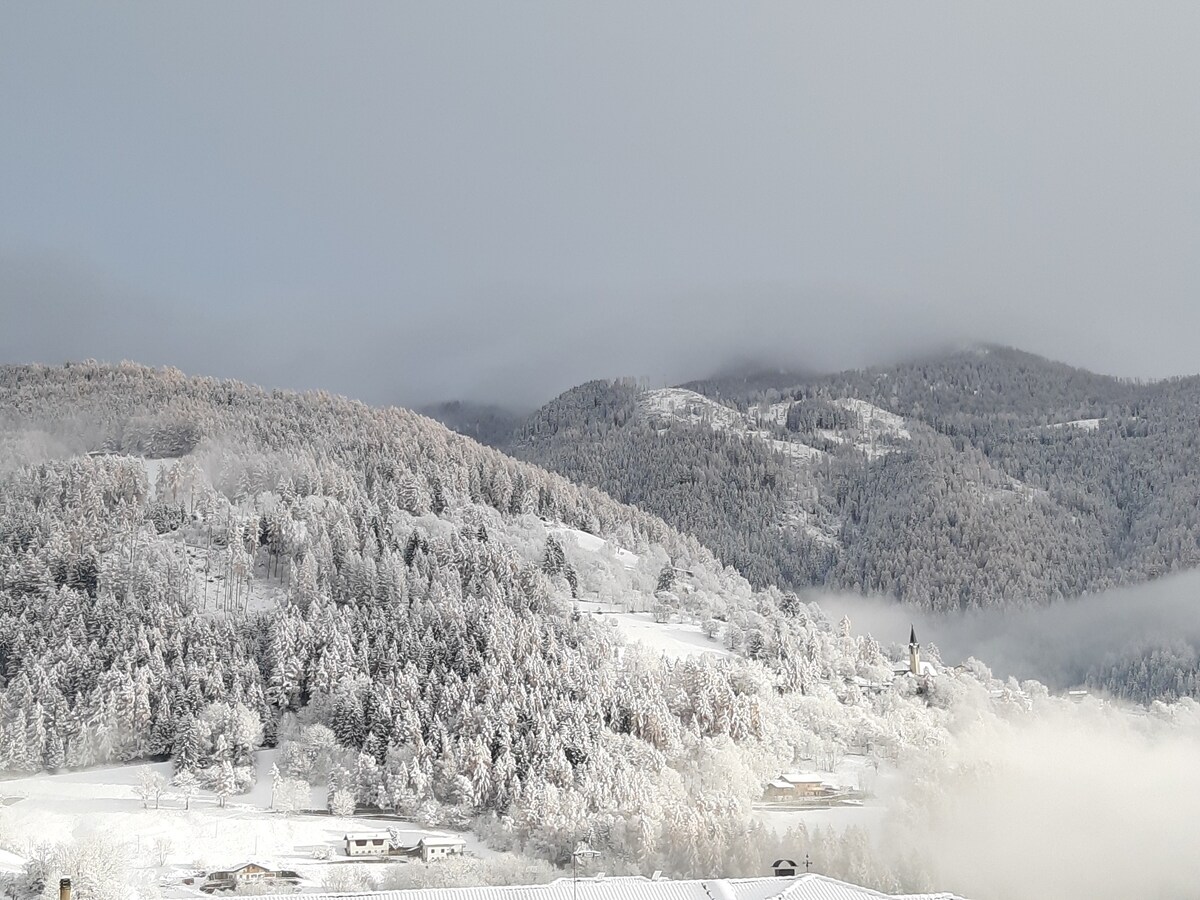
<box><xmin>2</xmin><ymin>3</ymin><xmax>1199</xmax><ymax>408</ymax></box>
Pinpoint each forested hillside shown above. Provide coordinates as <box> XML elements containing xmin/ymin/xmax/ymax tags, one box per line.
<box><xmin>6</xmin><ymin>362</ymin><xmax>1200</xmax><ymax>900</ymax></box>
<box><xmin>449</xmin><ymin>347</ymin><xmax>1200</xmax><ymax>612</ymax></box>
<box><xmin>418</xmin><ymin>400</ymin><xmax>525</xmax><ymax>448</ymax></box>
<box><xmin>0</xmin><ymin>361</ymin><xmax>955</xmax><ymax>888</ymax></box>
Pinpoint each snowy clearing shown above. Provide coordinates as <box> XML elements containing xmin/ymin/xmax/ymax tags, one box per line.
<box><xmin>833</xmin><ymin>399</ymin><xmax>910</xmax><ymax>440</ymax></box>
<box><xmin>639</xmin><ymin>389</ymin><xmax>913</xmax><ymax>464</ymax></box>
<box><xmin>1048</xmin><ymin>418</ymin><xmax>1105</xmax><ymax>431</ymax></box>
<box><xmin>641</xmin><ymin>389</ymin><xmax>826</xmax><ymax>462</ymax></box>
<box><xmin>641</xmin><ymin>388</ymin><xmax>748</xmax><ymax>433</ymax></box>
<box><xmin>753</xmin><ymin>802</ymin><xmax>887</xmax><ymax>837</ymax></box>
<box><xmin>170</xmin><ymin>530</ymin><xmax>291</xmax><ymax>618</ymax></box>
<box><xmin>141</xmin><ymin>457</ymin><xmax>172</xmax><ymax>501</ymax></box>
<box><xmin>549</xmin><ymin>525</ymin><xmax>640</xmax><ymax>570</ymax></box>
<box><xmin>830</xmin><ymin>399</ymin><xmax>911</xmax><ymax>458</ymax></box>
<box><xmin>767</xmin><ymin>438</ymin><xmax>824</xmax><ymax>462</ymax></box>
<box><xmin>0</xmin><ymin>847</ymin><xmax>25</xmax><ymax>875</ymax></box>
<box><xmin>0</xmin><ymin>753</ymin><xmax>486</xmax><ymax>897</ymax></box>
<box><xmin>782</xmin><ymin>509</ymin><xmax>841</xmax><ymax>549</ymax></box>
<box><xmin>575</xmin><ymin>600</ymin><xmax>731</xmax><ymax>661</ymax></box>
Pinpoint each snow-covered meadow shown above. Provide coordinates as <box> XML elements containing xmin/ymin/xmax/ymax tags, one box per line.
<box><xmin>0</xmin><ymin>751</ymin><xmax>488</xmax><ymax>898</ymax></box>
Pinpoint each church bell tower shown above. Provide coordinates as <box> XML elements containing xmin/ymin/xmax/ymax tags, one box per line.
<box><xmin>908</xmin><ymin>625</ymin><xmax>920</xmax><ymax>675</ymax></box>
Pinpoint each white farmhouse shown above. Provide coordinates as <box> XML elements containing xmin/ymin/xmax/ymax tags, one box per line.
<box><xmin>343</xmin><ymin>830</ymin><xmax>467</xmax><ymax>862</ymax></box>
<box><xmin>416</xmin><ymin>835</ymin><xmax>466</xmax><ymax>862</ymax></box>
<box><xmin>343</xmin><ymin>832</ymin><xmax>396</xmax><ymax>857</ymax></box>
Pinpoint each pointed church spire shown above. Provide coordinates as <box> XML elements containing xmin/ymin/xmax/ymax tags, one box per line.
<box><xmin>909</xmin><ymin>624</ymin><xmax>917</xmax><ymax>646</ymax></box>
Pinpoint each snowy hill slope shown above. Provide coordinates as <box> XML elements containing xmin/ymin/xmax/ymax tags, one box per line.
<box><xmin>0</xmin><ymin>361</ymin><xmax>951</xmax><ymax>891</ymax></box>
<box><xmin>502</xmin><ymin>372</ymin><xmax>1088</xmax><ymax>608</ymax></box>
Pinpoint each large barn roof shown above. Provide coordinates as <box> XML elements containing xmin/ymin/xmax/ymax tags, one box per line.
<box><xmin>252</xmin><ymin>873</ymin><xmax>967</xmax><ymax>900</ymax></box>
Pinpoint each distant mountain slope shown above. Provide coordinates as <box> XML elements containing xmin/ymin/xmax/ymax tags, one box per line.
<box><xmin>420</xmin><ymin>399</ymin><xmax>525</xmax><ymax>447</ymax></box>
<box><xmin>485</xmin><ymin>347</ymin><xmax>1200</xmax><ymax>611</ymax></box>
<box><xmin>800</xmin><ymin>345</ymin><xmax>1141</xmax><ymax>431</ymax></box>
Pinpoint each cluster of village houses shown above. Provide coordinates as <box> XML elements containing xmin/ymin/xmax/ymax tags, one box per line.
<box><xmin>188</xmin><ymin>832</ymin><xmax>467</xmax><ymax>893</ymax></box>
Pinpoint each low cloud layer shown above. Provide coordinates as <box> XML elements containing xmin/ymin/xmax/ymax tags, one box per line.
<box><xmin>817</xmin><ymin>568</ymin><xmax>1200</xmax><ymax>690</ymax></box>
<box><xmin>3</xmin><ymin>4</ymin><xmax>1200</xmax><ymax>407</ymax></box>
<box><xmin>882</xmin><ymin>697</ymin><xmax>1200</xmax><ymax>900</ymax></box>
<box><xmin>816</xmin><ymin>573</ymin><xmax>1200</xmax><ymax>899</ymax></box>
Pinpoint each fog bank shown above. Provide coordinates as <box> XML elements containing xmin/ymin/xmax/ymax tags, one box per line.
<box><xmin>814</xmin><ymin>569</ymin><xmax>1200</xmax><ymax>690</ymax></box>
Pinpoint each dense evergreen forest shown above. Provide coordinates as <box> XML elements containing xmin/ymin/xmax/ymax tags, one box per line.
<box><xmin>455</xmin><ymin>347</ymin><xmax>1200</xmax><ymax>614</ymax></box>
<box><xmin>0</xmin><ymin>361</ymin><xmax>963</xmax><ymax>889</ymax></box>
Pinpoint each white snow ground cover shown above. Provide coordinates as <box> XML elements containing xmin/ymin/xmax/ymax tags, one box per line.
<box><xmin>1047</xmin><ymin>418</ymin><xmax>1104</xmax><ymax>431</ymax></box>
<box><xmin>575</xmin><ymin>600</ymin><xmax>730</xmax><ymax>661</ymax></box>
<box><xmin>0</xmin><ymin>847</ymin><xmax>25</xmax><ymax>875</ymax></box>
<box><xmin>641</xmin><ymin>389</ymin><xmax>827</xmax><ymax>461</ymax></box>
<box><xmin>0</xmin><ymin>752</ymin><xmax>484</xmax><ymax>897</ymax></box>
<box><xmin>130</xmin><ymin>455</ymin><xmax>292</xmax><ymax>618</ymax></box>
<box><xmin>753</xmin><ymin>803</ymin><xmax>887</xmax><ymax>837</ymax></box>
<box><xmin>548</xmin><ymin>525</ymin><xmax>640</xmax><ymax>571</ymax></box>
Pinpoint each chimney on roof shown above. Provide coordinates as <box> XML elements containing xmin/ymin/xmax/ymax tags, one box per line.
<box><xmin>59</xmin><ymin>879</ymin><xmax>71</xmax><ymax>900</ymax></box>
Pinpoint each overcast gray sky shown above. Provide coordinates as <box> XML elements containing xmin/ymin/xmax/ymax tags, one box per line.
<box><xmin>2</xmin><ymin>3</ymin><xmax>1199</xmax><ymax>408</ymax></box>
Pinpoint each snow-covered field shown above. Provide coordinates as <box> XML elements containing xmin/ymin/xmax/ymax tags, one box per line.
<box><xmin>828</xmin><ymin>399</ymin><xmax>910</xmax><ymax>459</ymax></box>
<box><xmin>576</xmin><ymin>600</ymin><xmax>731</xmax><ymax>661</ymax></box>
<box><xmin>753</xmin><ymin>802</ymin><xmax>887</xmax><ymax>836</ymax></box>
<box><xmin>173</xmin><ymin>533</ymin><xmax>290</xmax><ymax>617</ymax></box>
<box><xmin>834</xmin><ymin>399</ymin><xmax>910</xmax><ymax>441</ymax></box>
<box><xmin>549</xmin><ymin>525</ymin><xmax>640</xmax><ymax>571</ymax></box>
<box><xmin>641</xmin><ymin>388</ymin><xmax>749</xmax><ymax>433</ymax></box>
<box><xmin>0</xmin><ymin>753</ymin><xmax>484</xmax><ymax>897</ymax></box>
<box><xmin>1048</xmin><ymin>418</ymin><xmax>1105</xmax><ymax>431</ymax></box>
<box><xmin>134</xmin><ymin>455</ymin><xmax>292</xmax><ymax>618</ymax></box>
<box><xmin>641</xmin><ymin>389</ymin><xmax>828</xmax><ymax>462</ymax></box>
<box><xmin>0</xmin><ymin>847</ymin><xmax>24</xmax><ymax>875</ymax></box>
<box><xmin>781</xmin><ymin>508</ymin><xmax>840</xmax><ymax>549</ymax></box>
<box><xmin>641</xmin><ymin>389</ymin><xmax>913</xmax><ymax>466</ymax></box>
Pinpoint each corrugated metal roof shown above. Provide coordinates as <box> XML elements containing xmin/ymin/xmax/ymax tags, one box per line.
<box><xmin>257</xmin><ymin>874</ymin><xmax>967</xmax><ymax>900</ymax></box>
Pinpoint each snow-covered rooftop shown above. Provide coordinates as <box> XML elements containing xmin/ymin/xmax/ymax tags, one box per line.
<box><xmin>419</xmin><ymin>835</ymin><xmax>467</xmax><ymax>847</ymax></box>
<box><xmin>251</xmin><ymin>873</ymin><xmax>968</xmax><ymax>900</ymax></box>
<box><xmin>781</xmin><ymin>772</ymin><xmax>827</xmax><ymax>784</ymax></box>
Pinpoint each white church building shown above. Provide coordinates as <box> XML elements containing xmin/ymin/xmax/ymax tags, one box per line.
<box><xmin>894</xmin><ymin>625</ymin><xmax>937</xmax><ymax>678</ymax></box>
